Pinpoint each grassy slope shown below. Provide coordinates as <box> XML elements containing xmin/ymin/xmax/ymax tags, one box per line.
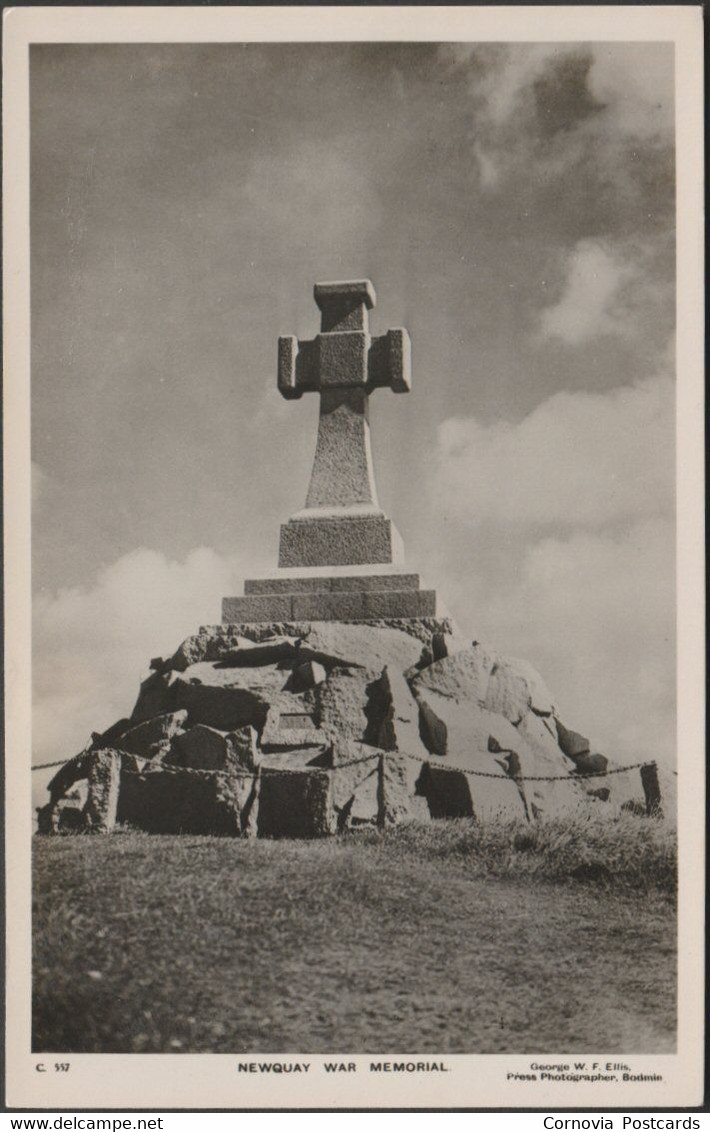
<box><xmin>33</xmin><ymin>815</ymin><xmax>676</xmax><ymax>1054</ymax></box>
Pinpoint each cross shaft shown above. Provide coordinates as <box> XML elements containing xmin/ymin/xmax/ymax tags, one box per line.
<box><xmin>277</xmin><ymin>280</ymin><xmax>411</xmax><ymax>511</ymax></box>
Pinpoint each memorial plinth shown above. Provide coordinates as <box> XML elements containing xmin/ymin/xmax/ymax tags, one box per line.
<box><xmin>223</xmin><ymin>279</ymin><xmax>441</xmax><ymax>624</ymax></box>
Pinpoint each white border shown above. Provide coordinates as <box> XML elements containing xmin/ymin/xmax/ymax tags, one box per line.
<box><xmin>4</xmin><ymin>5</ymin><xmax>704</xmax><ymax>1109</ymax></box>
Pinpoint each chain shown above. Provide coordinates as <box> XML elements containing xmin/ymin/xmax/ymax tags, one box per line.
<box><xmin>34</xmin><ymin>750</ymin><xmax>657</xmax><ymax>783</ymax></box>
<box><xmin>397</xmin><ymin>749</ymin><xmax>658</xmax><ymax>782</ymax></box>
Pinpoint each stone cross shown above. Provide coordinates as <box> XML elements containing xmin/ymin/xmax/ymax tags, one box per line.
<box><xmin>277</xmin><ymin>280</ymin><xmax>411</xmax><ymax>511</ymax></box>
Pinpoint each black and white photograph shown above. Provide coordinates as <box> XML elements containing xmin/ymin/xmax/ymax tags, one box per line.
<box><xmin>4</xmin><ymin>4</ymin><xmax>704</xmax><ymax>1111</ymax></box>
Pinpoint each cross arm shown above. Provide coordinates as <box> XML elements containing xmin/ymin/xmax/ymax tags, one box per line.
<box><xmin>277</xmin><ymin>336</ymin><xmax>320</xmax><ymax>400</ymax></box>
<box><xmin>367</xmin><ymin>329</ymin><xmax>412</xmax><ymax>393</ymax></box>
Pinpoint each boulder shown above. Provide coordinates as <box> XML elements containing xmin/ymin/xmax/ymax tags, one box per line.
<box><xmin>171</xmin><ymin>675</ymin><xmax>269</xmax><ymax>732</ymax></box>
<box><xmin>84</xmin><ymin>749</ymin><xmax>121</xmax><ymax>833</ymax></box>
<box><xmin>261</xmin><ymin>747</ymin><xmax>330</xmax><ymax>771</ymax></box>
<box><xmin>36</xmin><ymin>792</ymin><xmax>87</xmax><ymax>834</ymax></box>
<box><xmin>260</xmin><ymin>703</ymin><xmax>328</xmax><ymax>752</ymax></box>
<box><xmin>286</xmin><ymin>660</ymin><xmax>327</xmax><ymax>691</ymax></box>
<box><xmin>166</xmin><ymin>725</ymin><xmax>253</xmax><ymax>772</ymax></box>
<box><xmin>573</xmin><ymin>752</ymin><xmax>609</xmax><ymax>775</ymax></box>
<box><xmin>652</xmin><ymin>765</ymin><xmax>677</xmax><ymax>823</ymax></box>
<box><xmin>90</xmin><ymin>717</ymin><xmax>132</xmax><ymax>749</ymax></box>
<box><xmin>378</xmin><ymin>752</ymin><xmax>430</xmax><ymax>826</ymax></box>
<box><xmin>412</xmin><ymin>685</ymin><xmax>525</xmax><ymax>759</ymax></box>
<box><xmin>434</xmin><ymin>746</ymin><xmax>529</xmax><ymax>820</ymax></box>
<box><xmin>230</xmin><ymin>726</ymin><xmax>260</xmax><ymax>770</ymax></box>
<box><xmin>117</xmin><ymin>764</ymin><xmax>245</xmax><ymax>836</ymax></box>
<box><xmin>167</xmin><ymin>626</ymin><xmax>255</xmax><ymax>671</ymax></box>
<box><xmin>484</xmin><ymin>658</ymin><xmax>556</xmax><ymax>723</ymax></box>
<box><xmin>256</xmin><ymin>768</ymin><xmax>335</xmax><ymax>838</ymax></box>
<box><xmin>329</xmin><ymin>740</ymin><xmax>380</xmax><ymax>824</ymax></box>
<box><xmin>514</xmin><ymin>713</ymin><xmax>586</xmax><ymax>817</ymax></box>
<box><xmin>316</xmin><ymin>669</ymin><xmax>372</xmax><ymax>745</ymax></box>
<box><xmin>410</xmin><ymin>643</ymin><xmax>496</xmax><ymax>706</ymax></box>
<box><xmin>554</xmin><ymin>718</ymin><xmax>591</xmax><ymax>760</ymax></box>
<box><xmin>179</xmin><ymin>658</ymin><xmax>290</xmax><ymax>699</ymax></box>
<box><xmin>417</xmin><ymin>763</ymin><xmax>475</xmax><ymax>819</ymax></box>
<box><xmin>130</xmin><ymin>671</ymin><xmax>178</xmax><ymax>725</ymax></box>
<box><xmin>118</xmin><ymin>710</ymin><xmax>188</xmax><ymax>758</ymax></box>
<box><xmin>363</xmin><ymin>666</ymin><xmax>430</xmax><ymax>760</ymax></box>
<box><xmin>328</xmin><ymin>741</ymin><xmax>427</xmax><ymax>827</ymax></box>
<box><xmin>167</xmin><ymin>620</ymin><xmax>457</xmax><ymax>677</ymax></box>
<box><xmin>301</xmin><ymin>621</ymin><xmax>431</xmax><ymax>674</ymax></box>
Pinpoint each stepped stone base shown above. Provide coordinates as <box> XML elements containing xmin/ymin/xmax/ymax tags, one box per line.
<box><xmin>245</xmin><ymin>571</ymin><xmax>421</xmax><ymax>595</ymax></box>
<box><xmin>222</xmin><ymin>587</ymin><xmax>440</xmax><ymax>623</ymax></box>
<box><xmin>278</xmin><ymin>508</ymin><xmax>403</xmax><ymax>568</ymax></box>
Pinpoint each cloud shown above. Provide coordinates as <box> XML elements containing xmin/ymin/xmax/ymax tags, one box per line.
<box><xmin>447</xmin><ymin>518</ymin><xmax>675</xmax><ymax>767</ymax></box>
<box><xmin>586</xmin><ymin>44</ymin><xmax>674</xmax><ymax>140</ymax></box>
<box><xmin>539</xmin><ymin>238</ymin><xmax>637</xmax><ymax>344</ymax></box>
<box><xmin>469</xmin><ymin>42</ymin><xmax>673</xmax><ymax>141</ymax></box>
<box><xmin>32</xmin><ymin>546</ymin><xmax>257</xmax><ymax>768</ymax></box>
<box><xmin>435</xmin><ymin>374</ymin><xmax>674</xmax><ymax>528</ymax></box>
<box><xmin>448</xmin><ymin>43</ymin><xmax>674</xmax><ymax>192</ymax></box>
<box><xmin>32</xmin><ymin>461</ymin><xmax>49</xmax><ymax>507</ymax></box>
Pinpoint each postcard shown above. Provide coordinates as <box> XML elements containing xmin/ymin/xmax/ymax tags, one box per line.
<box><xmin>4</xmin><ymin>4</ymin><xmax>704</xmax><ymax>1111</ymax></box>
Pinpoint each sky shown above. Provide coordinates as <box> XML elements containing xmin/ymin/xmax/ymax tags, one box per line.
<box><xmin>30</xmin><ymin>41</ymin><xmax>676</xmax><ymax>797</ymax></box>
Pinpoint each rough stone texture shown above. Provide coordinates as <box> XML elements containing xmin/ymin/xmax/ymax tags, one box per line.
<box><xmin>278</xmin><ymin>510</ymin><xmax>404</xmax><ymax>568</ymax></box>
<box><xmin>305</xmin><ymin>387</ymin><xmax>378</xmax><ymax>509</ymax></box>
<box><xmin>256</xmin><ymin>768</ymin><xmax>335</xmax><ymax>838</ymax></box>
<box><xmin>47</xmin><ymin>750</ymin><xmax>93</xmax><ymax>804</ymax></box>
<box><xmin>261</xmin><ymin>748</ymin><xmax>329</xmax><ymax>771</ymax></box>
<box><xmin>286</xmin><ymin>660</ymin><xmax>327</xmax><ymax>692</ymax></box>
<box><xmin>170</xmin><ymin>675</ymin><xmax>269</xmax><ymax>733</ymax></box>
<box><xmin>316</xmin><ymin>669</ymin><xmax>372</xmax><ymax>746</ymax></box>
<box><xmin>327</xmin><ymin>742</ymin><xmax>426</xmax><ymax>827</ymax></box>
<box><xmin>260</xmin><ymin>703</ymin><xmax>328</xmax><ymax>752</ymax></box>
<box><xmin>222</xmin><ymin>593</ymin><xmax>294</xmax><ymax>623</ymax></box>
<box><xmin>180</xmin><ymin>658</ymin><xmax>290</xmax><ymax>699</ymax></box>
<box><xmin>37</xmin><ymin>792</ymin><xmax>87</xmax><ymax>834</ymax></box>
<box><xmin>303</xmin><ymin>621</ymin><xmax>434</xmax><ymax>673</ymax></box>
<box><xmin>167</xmin><ymin>725</ymin><xmax>241</xmax><ymax>772</ymax></box>
<box><xmin>378</xmin><ymin>752</ymin><xmax>430</xmax><ymax>826</ymax></box>
<box><xmin>245</xmin><ymin>572</ymin><xmax>421</xmax><ymax>595</ymax></box>
<box><xmin>329</xmin><ymin>740</ymin><xmax>380</xmax><ymax>822</ymax></box>
<box><xmin>84</xmin><ymin>749</ymin><xmax>121</xmax><ymax>833</ymax></box>
<box><xmin>418</xmin><ymin>764</ymin><xmax>474</xmax><ymax>819</ymax></box>
<box><xmin>171</xmin><ymin>620</ymin><xmax>455</xmax><ymax>670</ymax></box>
<box><xmin>555</xmin><ymin>718</ymin><xmax>591</xmax><ymax>759</ymax></box>
<box><xmin>484</xmin><ymin>659</ymin><xmax>556</xmax><ymax>723</ymax></box>
<box><xmin>412</xmin><ymin>685</ymin><xmax>526</xmax><ymax>759</ymax></box>
<box><xmin>418</xmin><ymin>760</ymin><xmax>528</xmax><ymax>822</ymax></box>
<box><xmin>277</xmin><ymin>280</ymin><xmax>410</xmax><ymax>522</ymax></box>
<box><xmin>230</xmin><ymin>726</ymin><xmax>260</xmax><ymax>770</ymax></box>
<box><xmin>572</xmin><ymin>752</ymin><xmax>609</xmax><ymax>775</ymax></box>
<box><xmin>129</xmin><ymin>671</ymin><xmax>178</xmax><ymax>726</ymax></box>
<box><xmin>653</xmin><ymin>766</ymin><xmax>677</xmax><ymax>823</ymax></box>
<box><xmin>364</xmin><ymin>666</ymin><xmax>429</xmax><ymax>761</ymax></box>
<box><xmin>514</xmin><ymin>712</ymin><xmax>587</xmax><ymax>817</ymax></box>
<box><xmin>411</xmin><ymin>644</ymin><xmax>495</xmax><ymax>706</ymax></box>
<box><xmin>117</xmin><ymin>710</ymin><xmax>188</xmax><ymax>758</ymax></box>
<box><xmin>43</xmin><ymin>607</ymin><xmax>657</xmax><ymax>837</ymax></box>
<box><xmin>90</xmin><ymin>717</ymin><xmax>132</xmax><ymax>749</ymax></box>
<box><xmin>118</xmin><ymin>765</ymin><xmax>244</xmax><ymax>836</ymax></box>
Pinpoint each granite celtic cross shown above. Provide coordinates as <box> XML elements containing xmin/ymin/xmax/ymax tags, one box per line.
<box><xmin>277</xmin><ymin>280</ymin><xmax>411</xmax><ymax>513</ymax></box>
<box><xmin>223</xmin><ymin>278</ymin><xmax>440</xmax><ymax>619</ymax></box>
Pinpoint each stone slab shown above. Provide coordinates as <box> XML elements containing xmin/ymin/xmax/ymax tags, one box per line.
<box><xmin>222</xmin><ymin>589</ymin><xmax>438</xmax><ymax>623</ymax></box>
<box><xmin>244</xmin><ymin>572</ymin><xmax>420</xmax><ymax>595</ymax></box>
<box><xmin>278</xmin><ymin>511</ymin><xmax>404</xmax><ymax>568</ymax></box>
<box><xmin>222</xmin><ymin>593</ymin><xmax>293</xmax><ymax>623</ymax></box>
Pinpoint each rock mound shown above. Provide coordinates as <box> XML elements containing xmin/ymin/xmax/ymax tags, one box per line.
<box><xmin>38</xmin><ymin>619</ymin><xmax>667</xmax><ymax>837</ymax></box>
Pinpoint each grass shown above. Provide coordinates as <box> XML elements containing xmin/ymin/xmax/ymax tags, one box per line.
<box><xmin>33</xmin><ymin>813</ymin><xmax>676</xmax><ymax>1054</ymax></box>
